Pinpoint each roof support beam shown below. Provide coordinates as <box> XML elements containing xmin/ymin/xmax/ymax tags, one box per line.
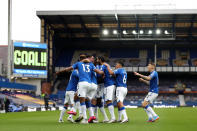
<box><xmin>58</xmin><ymin>15</ymin><xmax>74</xmax><ymax>38</ymax></box>
<box><xmin>134</xmin><ymin>14</ymin><xmax>139</xmax><ymax>39</ymax></box>
<box><xmin>115</xmin><ymin>14</ymin><xmax>122</xmax><ymax>38</ymax></box>
<box><xmin>172</xmin><ymin>14</ymin><xmax>176</xmax><ymax>38</ymax></box>
<box><xmin>95</xmin><ymin>15</ymin><xmax>103</xmax><ymax>36</ymax></box>
<box><xmin>78</xmin><ymin>15</ymin><xmax>91</xmax><ymax>38</ymax></box>
<box><xmin>40</xmin><ymin>17</ymin><xmax>56</xmax><ymax>42</ymax></box>
<box><xmin>188</xmin><ymin>14</ymin><xmax>195</xmax><ymax>39</ymax></box>
<box><xmin>153</xmin><ymin>14</ymin><xmax>158</xmax><ymax>38</ymax></box>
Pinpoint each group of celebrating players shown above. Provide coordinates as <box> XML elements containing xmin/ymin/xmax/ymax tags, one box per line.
<box><xmin>56</xmin><ymin>54</ymin><xmax>159</xmax><ymax>124</ymax></box>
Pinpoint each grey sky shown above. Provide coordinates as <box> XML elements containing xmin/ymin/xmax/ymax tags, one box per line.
<box><xmin>0</xmin><ymin>0</ymin><xmax>197</xmax><ymax>45</ymax></box>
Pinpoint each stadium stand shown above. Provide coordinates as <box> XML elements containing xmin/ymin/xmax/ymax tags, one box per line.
<box><xmin>15</xmin><ymin>94</ymin><xmax>53</xmax><ymax>105</ymax></box>
<box><xmin>0</xmin><ymin>93</ymin><xmax>40</xmax><ymax>106</ymax></box>
<box><xmin>54</xmin><ymin>47</ymin><xmax>197</xmax><ymax>68</ymax></box>
<box><xmin>0</xmin><ymin>91</ymin><xmax>53</xmax><ymax>106</ymax></box>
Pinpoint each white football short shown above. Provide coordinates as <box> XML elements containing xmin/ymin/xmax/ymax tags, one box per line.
<box><xmin>104</xmin><ymin>85</ymin><xmax>116</xmax><ymax>101</ymax></box>
<box><xmin>87</xmin><ymin>83</ymin><xmax>98</xmax><ymax>100</ymax></box>
<box><xmin>144</xmin><ymin>92</ymin><xmax>158</xmax><ymax>103</ymax></box>
<box><xmin>116</xmin><ymin>87</ymin><xmax>128</xmax><ymax>103</ymax></box>
<box><xmin>64</xmin><ymin>91</ymin><xmax>75</xmax><ymax>105</ymax></box>
<box><xmin>77</xmin><ymin>81</ymin><xmax>91</xmax><ymax>98</ymax></box>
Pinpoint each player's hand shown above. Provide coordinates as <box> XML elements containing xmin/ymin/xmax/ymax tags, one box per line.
<box><xmin>139</xmin><ymin>78</ymin><xmax>144</xmax><ymax>82</ymax></box>
<box><xmin>134</xmin><ymin>72</ymin><xmax>140</xmax><ymax>76</ymax></box>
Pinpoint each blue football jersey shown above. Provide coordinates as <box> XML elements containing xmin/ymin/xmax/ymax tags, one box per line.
<box><xmin>72</xmin><ymin>62</ymin><xmax>96</xmax><ymax>83</ymax></box>
<box><xmin>96</xmin><ymin>65</ymin><xmax>103</xmax><ymax>79</ymax></box>
<box><xmin>102</xmin><ymin>65</ymin><xmax>115</xmax><ymax>87</ymax></box>
<box><xmin>96</xmin><ymin>64</ymin><xmax>104</xmax><ymax>84</ymax></box>
<box><xmin>66</xmin><ymin>70</ymin><xmax>79</xmax><ymax>91</ymax></box>
<box><xmin>114</xmin><ymin>68</ymin><xmax>127</xmax><ymax>87</ymax></box>
<box><xmin>90</xmin><ymin>63</ymin><xmax>97</xmax><ymax>84</ymax></box>
<box><xmin>91</xmin><ymin>71</ymin><xmax>97</xmax><ymax>84</ymax></box>
<box><xmin>149</xmin><ymin>71</ymin><xmax>159</xmax><ymax>93</ymax></box>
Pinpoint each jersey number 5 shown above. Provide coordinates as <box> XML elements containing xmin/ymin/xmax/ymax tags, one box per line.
<box><xmin>82</xmin><ymin>64</ymin><xmax>90</xmax><ymax>72</ymax></box>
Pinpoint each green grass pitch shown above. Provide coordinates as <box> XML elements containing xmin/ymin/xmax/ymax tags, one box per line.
<box><xmin>0</xmin><ymin>107</ymin><xmax>197</xmax><ymax>131</ymax></box>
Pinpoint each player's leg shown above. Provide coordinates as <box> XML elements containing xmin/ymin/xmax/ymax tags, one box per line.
<box><xmin>74</xmin><ymin>93</ymin><xmax>84</xmax><ymax>123</ymax></box>
<box><xmin>91</xmin><ymin>86</ymin><xmax>99</xmax><ymax>117</ymax></box>
<box><xmin>59</xmin><ymin>92</ymin><xmax>69</xmax><ymax>122</ymax></box>
<box><xmin>74</xmin><ymin>94</ymin><xmax>82</xmax><ymax>114</ymax></box>
<box><xmin>105</xmin><ymin>85</ymin><xmax>116</xmax><ymax>123</ymax></box>
<box><xmin>86</xmin><ymin>98</ymin><xmax>96</xmax><ymax>123</ymax></box>
<box><xmin>97</xmin><ymin>98</ymin><xmax>109</xmax><ymax>122</ymax></box>
<box><xmin>87</xmin><ymin>83</ymin><xmax>98</xmax><ymax>123</ymax></box>
<box><xmin>143</xmin><ymin>103</ymin><xmax>153</xmax><ymax>122</ymax></box>
<box><xmin>91</xmin><ymin>83</ymin><xmax>99</xmax><ymax>116</ymax></box>
<box><xmin>78</xmin><ymin>82</ymin><xmax>89</xmax><ymax>124</ymax></box>
<box><xmin>116</xmin><ymin>87</ymin><xmax>122</xmax><ymax>122</ymax></box>
<box><xmin>86</xmin><ymin>91</ymin><xmax>95</xmax><ymax>118</ymax></box>
<box><xmin>67</xmin><ymin>91</ymin><xmax>77</xmax><ymax>115</ymax></box>
<box><xmin>79</xmin><ymin>97</ymin><xmax>88</xmax><ymax>124</ymax></box>
<box><xmin>116</xmin><ymin>87</ymin><xmax>128</xmax><ymax>123</ymax></box>
<box><xmin>143</xmin><ymin>92</ymin><xmax>159</xmax><ymax>122</ymax></box>
<box><xmin>91</xmin><ymin>98</ymin><xmax>98</xmax><ymax>122</ymax></box>
<box><xmin>67</xmin><ymin>91</ymin><xmax>77</xmax><ymax>123</ymax></box>
<box><xmin>85</xmin><ymin>98</ymin><xmax>94</xmax><ymax>117</ymax></box>
<box><xmin>70</xmin><ymin>92</ymin><xmax>77</xmax><ymax>114</ymax></box>
<box><xmin>143</xmin><ymin>93</ymin><xmax>154</xmax><ymax>121</ymax></box>
<box><xmin>97</xmin><ymin>86</ymin><xmax>109</xmax><ymax>122</ymax></box>
<box><xmin>92</xmin><ymin>85</ymin><xmax>101</xmax><ymax>122</ymax></box>
<box><xmin>59</xmin><ymin>105</ymin><xmax>68</xmax><ymax>122</ymax></box>
<box><xmin>142</xmin><ymin>101</ymin><xmax>155</xmax><ymax>122</ymax></box>
<box><xmin>90</xmin><ymin>84</ymin><xmax>98</xmax><ymax>117</ymax></box>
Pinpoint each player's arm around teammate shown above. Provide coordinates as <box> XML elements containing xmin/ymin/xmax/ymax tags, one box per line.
<box><xmin>56</xmin><ymin>66</ymin><xmax>73</xmax><ymax>75</ymax></box>
<box><xmin>55</xmin><ymin>55</ymin><xmax>89</xmax><ymax>75</ymax></box>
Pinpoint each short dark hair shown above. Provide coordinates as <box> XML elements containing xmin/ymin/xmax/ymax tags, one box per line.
<box><xmin>98</xmin><ymin>56</ymin><xmax>105</xmax><ymax>62</ymax></box>
<box><xmin>117</xmin><ymin>61</ymin><xmax>124</xmax><ymax>67</ymax></box>
<box><xmin>86</xmin><ymin>55</ymin><xmax>95</xmax><ymax>58</ymax></box>
<box><xmin>79</xmin><ymin>54</ymin><xmax>86</xmax><ymax>61</ymax></box>
<box><xmin>86</xmin><ymin>55</ymin><xmax>91</xmax><ymax>58</ymax></box>
<box><xmin>87</xmin><ymin>54</ymin><xmax>95</xmax><ymax>58</ymax></box>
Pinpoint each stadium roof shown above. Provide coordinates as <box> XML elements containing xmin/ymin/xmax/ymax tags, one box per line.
<box><xmin>37</xmin><ymin>9</ymin><xmax>197</xmax><ymax>41</ymax></box>
<box><xmin>37</xmin><ymin>9</ymin><xmax>197</xmax><ymax>15</ymax></box>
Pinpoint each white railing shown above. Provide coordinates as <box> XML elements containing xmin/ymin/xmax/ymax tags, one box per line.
<box><xmin>55</xmin><ymin>66</ymin><xmax>197</xmax><ymax>72</ymax></box>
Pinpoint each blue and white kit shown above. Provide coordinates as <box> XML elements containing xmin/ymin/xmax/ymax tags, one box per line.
<box><xmin>72</xmin><ymin>62</ymin><xmax>96</xmax><ymax>99</ymax></box>
<box><xmin>102</xmin><ymin>65</ymin><xmax>116</xmax><ymax>101</ymax></box>
<box><xmin>114</xmin><ymin>68</ymin><xmax>128</xmax><ymax>103</ymax></box>
<box><xmin>144</xmin><ymin>71</ymin><xmax>159</xmax><ymax>103</ymax></box>
<box><xmin>94</xmin><ymin>64</ymin><xmax>105</xmax><ymax>99</ymax></box>
<box><xmin>64</xmin><ymin>70</ymin><xmax>79</xmax><ymax>105</ymax></box>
